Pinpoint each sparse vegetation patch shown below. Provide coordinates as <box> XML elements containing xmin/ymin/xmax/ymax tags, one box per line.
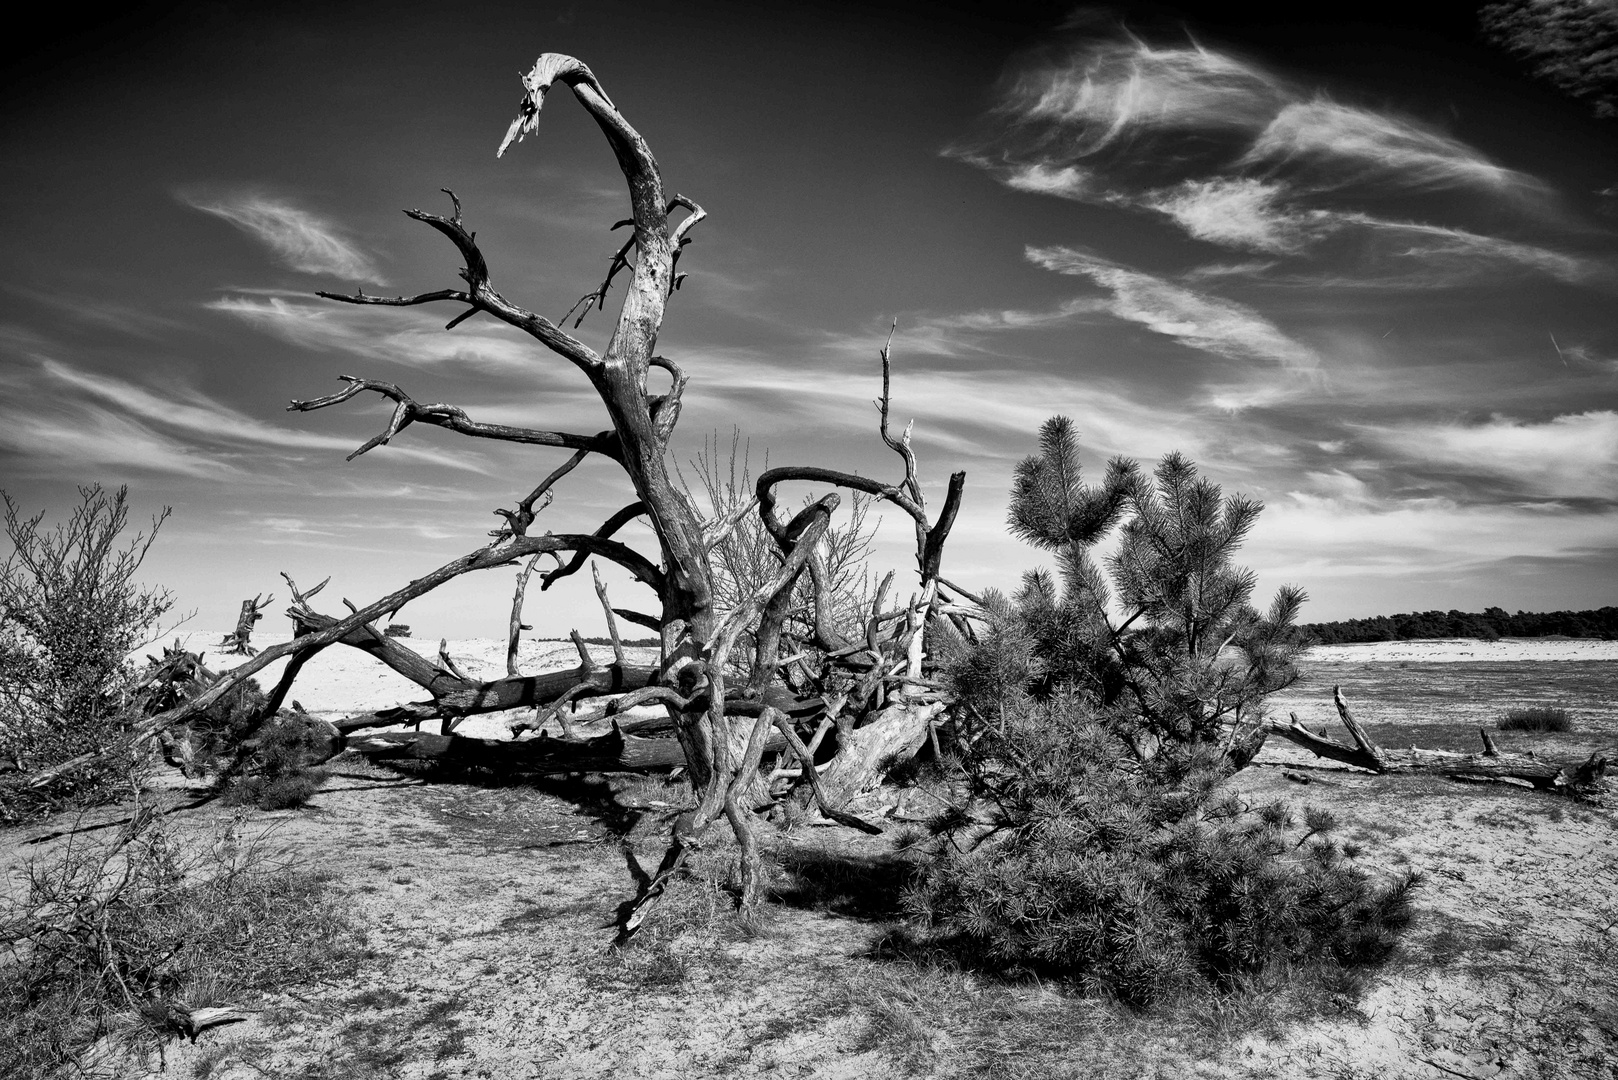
<box><xmin>0</xmin><ymin>805</ymin><xmax>363</xmax><ymax>1079</ymax></box>
<box><xmin>1499</xmin><ymin>705</ymin><xmax>1574</xmax><ymax>732</ymax></box>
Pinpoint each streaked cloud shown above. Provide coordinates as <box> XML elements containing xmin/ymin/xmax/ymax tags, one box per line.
<box><xmin>960</xmin><ymin>31</ymin><xmax>1580</xmax><ymax>287</ymax></box>
<box><xmin>182</xmin><ymin>192</ymin><xmax>385</xmax><ymax>283</ymax></box>
<box><xmin>40</xmin><ymin>359</ymin><xmax>486</xmax><ymax>472</ymax></box>
<box><xmin>207</xmin><ymin>294</ymin><xmax>576</xmax><ymax>380</ymax></box>
<box><xmin>1239</xmin><ymin>100</ymin><xmax>1541</xmax><ymax>195</ymax></box>
<box><xmin>1353</xmin><ymin>218</ymin><xmax>1607</xmax><ymax>286</ymax></box>
<box><xmin>1026</xmin><ymin>245</ymin><xmax>1320</xmax><ymax>371</ymax></box>
<box><xmin>0</xmin><ymin>400</ymin><xmax>240</xmax><ymax>480</ymax></box>
<box><xmin>673</xmin><ymin>342</ymin><xmax>1212</xmax><ymax>466</ymax></box>
<box><xmin>1002</xmin><ymin>40</ymin><xmax>1284</xmax><ymax>153</ymax></box>
<box><xmin>1364</xmin><ymin>410</ymin><xmax>1618</xmax><ymax>500</ymax></box>
<box><xmin>1143</xmin><ymin>178</ymin><xmax>1333</xmax><ymax>254</ymax></box>
<box><xmin>0</xmin><ymin>356</ymin><xmax>489</xmax><ymax>482</ymax></box>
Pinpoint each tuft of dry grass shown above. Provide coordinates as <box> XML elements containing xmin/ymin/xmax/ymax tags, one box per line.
<box><xmin>1499</xmin><ymin>705</ymin><xmax>1573</xmax><ymax>732</ymax></box>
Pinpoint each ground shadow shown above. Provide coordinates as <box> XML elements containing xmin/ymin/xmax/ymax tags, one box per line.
<box><xmin>767</xmin><ymin>843</ymin><xmax>922</xmax><ymax>921</ymax></box>
<box><xmin>354</xmin><ymin>754</ymin><xmax>655</xmax><ymax>840</ymax></box>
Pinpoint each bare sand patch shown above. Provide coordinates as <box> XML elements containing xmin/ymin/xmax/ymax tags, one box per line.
<box><xmin>1306</xmin><ymin>638</ymin><xmax>1618</xmax><ymax>663</ymax></box>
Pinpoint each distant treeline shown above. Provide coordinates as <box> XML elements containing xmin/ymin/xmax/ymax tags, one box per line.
<box><xmin>1302</xmin><ymin>607</ymin><xmax>1618</xmax><ymax>644</ymax></box>
<box><xmin>539</xmin><ymin>635</ymin><xmax>660</xmax><ymax>648</ymax></box>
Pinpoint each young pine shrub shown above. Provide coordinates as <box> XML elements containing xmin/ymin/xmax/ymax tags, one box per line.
<box><xmin>221</xmin><ymin>712</ymin><xmax>335</xmax><ymax>810</ymax></box>
<box><xmin>905</xmin><ymin>691</ymin><xmax>1420</xmax><ymax>1005</ymax></box>
<box><xmin>139</xmin><ymin>654</ymin><xmax>331</xmax><ymax>810</ymax></box>
<box><xmin>910</xmin><ymin>417</ymin><xmax>1418</xmax><ymax>1007</ymax></box>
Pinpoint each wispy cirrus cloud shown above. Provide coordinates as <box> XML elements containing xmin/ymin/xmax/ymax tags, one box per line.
<box><xmin>207</xmin><ymin>293</ymin><xmax>582</xmax><ymax>382</ymax></box>
<box><xmin>1001</xmin><ymin>39</ymin><xmax>1285</xmax><ymax>154</ymax></box>
<box><xmin>1354</xmin><ymin>218</ymin><xmax>1606</xmax><ymax>286</ymax></box>
<box><xmin>38</xmin><ymin>359</ymin><xmax>486</xmax><ymax>472</ymax></box>
<box><xmin>0</xmin><ymin>399</ymin><xmax>240</xmax><ymax>480</ymax></box>
<box><xmin>1141</xmin><ymin>178</ymin><xmax>1334</xmax><ymax>255</ymax></box>
<box><xmin>182</xmin><ymin>192</ymin><xmax>385</xmax><ymax>283</ymax></box>
<box><xmin>957</xmin><ymin>30</ymin><xmax>1584</xmax><ymax>290</ymax></box>
<box><xmin>1237</xmin><ymin>100</ymin><xmax>1542</xmax><ymax>196</ymax></box>
<box><xmin>1026</xmin><ymin>245</ymin><xmax>1320</xmax><ymax>372</ymax></box>
<box><xmin>0</xmin><ymin>357</ymin><xmax>487</xmax><ymax>480</ymax></box>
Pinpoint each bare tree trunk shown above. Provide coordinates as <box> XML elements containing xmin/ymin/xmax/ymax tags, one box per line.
<box><xmin>218</xmin><ymin>594</ymin><xmax>272</xmax><ymax>655</ymax></box>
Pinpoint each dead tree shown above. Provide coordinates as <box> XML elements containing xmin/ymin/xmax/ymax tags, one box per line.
<box><xmin>28</xmin><ymin>53</ymin><xmax>967</xmax><ymax>925</ymax></box>
<box><xmin>217</xmin><ymin>594</ymin><xmax>272</xmax><ymax>655</ymax></box>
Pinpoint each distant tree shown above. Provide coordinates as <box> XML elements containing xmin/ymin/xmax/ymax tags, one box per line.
<box><xmin>1302</xmin><ymin>605</ymin><xmax>1618</xmax><ymax>644</ymax></box>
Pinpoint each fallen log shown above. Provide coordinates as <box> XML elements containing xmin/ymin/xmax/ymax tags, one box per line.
<box><xmin>344</xmin><ymin>724</ymin><xmax>786</xmax><ymax>775</ymax></box>
<box><xmin>292</xmin><ymin>609</ymin><xmax>659</xmax><ymax>710</ymax></box>
<box><xmin>1265</xmin><ymin>686</ymin><xmax>1612</xmax><ymax>796</ymax></box>
<box><xmin>336</xmin><ymin>688</ymin><xmax>830</xmax><ymax>739</ymax></box>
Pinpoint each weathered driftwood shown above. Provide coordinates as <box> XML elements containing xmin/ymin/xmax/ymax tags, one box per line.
<box><xmin>292</xmin><ymin>607</ymin><xmax>660</xmax><ymax>729</ymax></box>
<box><xmin>818</xmin><ymin>699</ymin><xmax>943</xmax><ymax>806</ymax></box>
<box><xmin>345</xmin><ymin>723</ymin><xmax>784</xmax><ymax>776</ymax></box>
<box><xmin>218</xmin><ymin>593</ymin><xmax>273</xmax><ymax>655</ymax></box>
<box><xmin>1264</xmin><ymin>686</ymin><xmax>1611</xmax><ymax>796</ymax></box>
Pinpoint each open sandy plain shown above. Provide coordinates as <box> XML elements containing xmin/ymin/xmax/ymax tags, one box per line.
<box><xmin>5</xmin><ymin>634</ymin><xmax>1616</xmax><ymax>1079</ymax></box>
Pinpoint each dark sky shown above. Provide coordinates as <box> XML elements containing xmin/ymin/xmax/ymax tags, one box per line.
<box><xmin>3</xmin><ymin>1</ymin><xmax>1615</xmax><ymax>637</ymax></box>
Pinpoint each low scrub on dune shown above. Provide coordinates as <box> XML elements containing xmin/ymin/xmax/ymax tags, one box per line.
<box><xmin>0</xmin><ymin>805</ymin><xmax>363</xmax><ymax>1078</ymax></box>
<box><xmin>898</xmin><ymin>419</ymin><xmax>1420</xmax><ymax>1007</ymax></box>
<box><xmin>0</xmin><ymin>486</ymin><xmax>178</xmax><ymax>822</ymax></box>
<box><xmin>1499</xmin><ymin>705</ymin><xmax>1573</xmax><ymax>732</ymax></box>
<box><xmin>902</xmin><ymin>692</ymin><xmax>1421</xmax><ymax>1006</ymax></box>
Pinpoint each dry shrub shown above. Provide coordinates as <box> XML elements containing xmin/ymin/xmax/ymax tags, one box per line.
<box><xmin>0</xmin><ymin>802</ymin><xmax>363</xmax><ymax>1078</ymax></box>
<box><xmin>1499</xmin><ymin>705</ymin><xmax>1573</xmax><ymax>732</ymax></box>
<box><xmin>0</xmin><ymin>486</ymin><xmax>178</xmax><ymax>822</ymax></box>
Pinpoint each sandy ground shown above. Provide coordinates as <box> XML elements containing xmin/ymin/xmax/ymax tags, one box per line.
<box><xmin>12</xmin><ymin>633</ymin><xmax>1612</xmax><ymax>1078</ymax></box>
<box><xmin>1304</xmin><ymin>639</ymin><xmax>1618</xmax><ymax>663</ymax></box>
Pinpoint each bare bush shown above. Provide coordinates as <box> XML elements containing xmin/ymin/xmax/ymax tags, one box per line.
<box><xmin>0</xmin><ymin>486</ymin><xmax>178</xmax><ymax>820</ymax></box>
<box><xmin>0</xmin><ymin>800</ymin><xmax>363</xmax><ymax>1077</ymax></box>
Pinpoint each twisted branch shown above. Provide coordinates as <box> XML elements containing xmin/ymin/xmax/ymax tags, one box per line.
<box><xmin>288</xmin><ymin>376</ymin><xmax>618</xmax><ymax>461</ymax></box>
<box><xmin>320</xmin><ymin>189</ymin><xmax>602</xmax><ymax>374</ymax></box>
